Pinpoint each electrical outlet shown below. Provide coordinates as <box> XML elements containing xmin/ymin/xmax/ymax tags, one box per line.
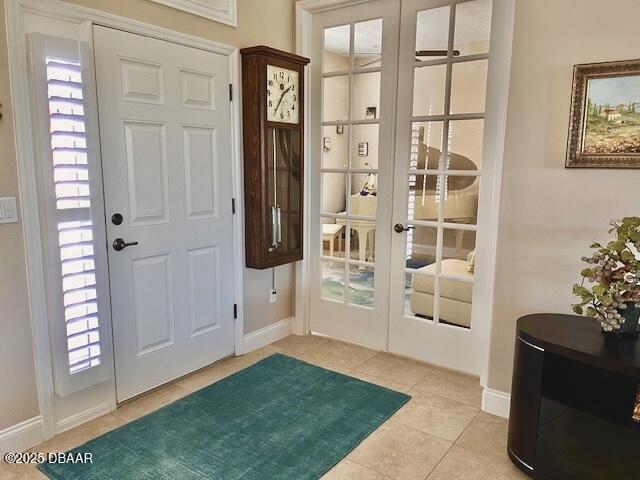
<box><xmin>0</xmin><ymin>197</ymin><xmax>18</xmax><ymax>224</ymax></box>
<box><xmin>269</xmin><ymin>288</ymin><xmax>277</xmax><ymax>304</ymax></box>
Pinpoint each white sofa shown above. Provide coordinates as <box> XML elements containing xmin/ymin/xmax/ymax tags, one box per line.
<box><xmin>410</xmin><ymin>257</ymin><xmax>474</xmax><ymax>328</ymax></box>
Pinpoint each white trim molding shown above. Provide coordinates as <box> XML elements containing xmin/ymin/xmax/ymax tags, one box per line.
<box><xmin>0</xmin><ymin>416</ymin><xmax>44</xmax><ymax>455</ymax></box>
<box><xmin>297</xmin><ymin>0</ymin><xmax>372</xmax><ymax>14</ymax></box>
<box><xmin>230</xmin><ymin>50</ymin><xmax>246</xmax><ymax>355</ymax></box>
<box><xmin>148</xmin><ymin>0</ymin><xmax>237</xmax><ymax>27</ymax></box>
<box><xmin>482</xmin><ymin>387</ymin><xmax>511</xmax><ymax>419</ymax></box>
<box><xmin>56</xmin><ymin>403</ymin><xmax>114</xmax><ymax>435</ymax></box>
<box><xmin>243</xmin><ymin>317</ymin><xmax>293</xmax><ymax>353</ymax></box>
<box><xmin>293</xmin><ymin>2</ymin><xmax>313</xmax><ymax>337</ymax></box>
<box><xmin>477</xmin><ymin>0</ymin><xmax>516</xmax><ymax>390</ymax></box>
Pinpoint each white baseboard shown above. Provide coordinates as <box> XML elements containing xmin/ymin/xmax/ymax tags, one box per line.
<box><xmin>0</xmin><ymin>416</ymin><xmax>44</xmax><ymax>454</ymax></box>
<box><xmin>482</xmin><ymin>387</ymin><xmax>511</xmax><ymax>418</ymax></box>
<box><xmin>243</xmin><ymin>317</ymin><xmax>293</xmax><ymax>353</ymax></box>
<box><xmin>56</xmin><ymin>402</ymin><xmax>114</xmax><ymax>434</ymax></box>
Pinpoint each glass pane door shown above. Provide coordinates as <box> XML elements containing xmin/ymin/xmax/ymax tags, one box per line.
<box><xmin>389</xmin><ymin>0</ymin><xmax>493</xmax><ymax>374</ymax></box>
<box><xmin>310</xmin><ymin>0</ymin><xmax>399</xmax><ymax>349</ymax></box>
<box><xmin>266</xmin><ymin>128</ymin><xmax>302</xmax><ymax>257</ymax></box>
<box><xmin>320</xmin><ymin>19</ymin><xmax>382</xmax><ymax>308</ymax></box>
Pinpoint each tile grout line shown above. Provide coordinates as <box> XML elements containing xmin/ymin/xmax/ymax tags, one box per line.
<box><xmin>346</xmin><ymin>455</ymin><xmax>395</xmax><ymax>479</ymax></box>
<box><xmin>422</xmin><ymin>411</ymin><xmax>482</xmax><ymax>480</ymax></box>
<box><xmin>453</xmin><ymin>410</ymin><xmax>481</xmax><ymax>446</ymax></box>
<box><xmin>405</xmin><ymin>365</ymin><xmax>436</xmax><ymax>390</ymax></box>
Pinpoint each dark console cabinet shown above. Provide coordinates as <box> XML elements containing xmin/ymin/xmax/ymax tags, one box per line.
<box><xmin>508</xmin><ymin>314</ymin><xmax>640</xmax><ymax>480</ymax></box>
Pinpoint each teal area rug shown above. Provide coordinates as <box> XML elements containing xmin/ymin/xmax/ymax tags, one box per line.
<box><xmin>39</xmin><ymin>353</ymin><xmax>410</xmax><ymax>479</ymax></box>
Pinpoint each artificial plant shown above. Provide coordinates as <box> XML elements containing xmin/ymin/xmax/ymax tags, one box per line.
<box><xmin>572</xmin><ymin>217</ymin><xmax>640</xmax><ymax>331</ymax></box>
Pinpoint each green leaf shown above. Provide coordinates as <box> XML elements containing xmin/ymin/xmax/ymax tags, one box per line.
<box><xmin>600</xmin><ymin>294</ymin><xmax>613</xmax><ymax>306</ymax></box>
<box><xmin>580</xmin><ymin>268</ymin><xmax>593</xmax><ymax>278</ymax></box>
<box><xmin>585</xmin><ymin>307</ymin><xmax>597</xmax><ymax>317</ymax></box>
<box><xmin>592</xmin><ymin>285</ymin><xmax>606</xmax><ymax>296</ymax></box>
<box><xmin>608</xmin><ymin>240</ymin><xmax>626</xmax><ymax>252</ymax></box>
<box><xmin>572</xmin><ymin>284</ymin><xmax>589</xmax><ymax>297</ymax></box>
<box><xmin>572</xmin><ymin>305</ymin><xmax>583</xmax><ymax>315</ymax></box>
<box><xmin>622</xmin><ymin>216</ymin><xmax>640</xmax><ymax>227</ymax></box>
<box><xmin>590</xmin><ymin>242</ymin><xmax>602</xmax><ymax>248</ymax></box>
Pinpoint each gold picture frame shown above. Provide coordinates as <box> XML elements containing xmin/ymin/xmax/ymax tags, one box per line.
<box><xmin>566</xmin><ymin>58</ymin><xmax>640</xmax><ymax>168</ymax></box>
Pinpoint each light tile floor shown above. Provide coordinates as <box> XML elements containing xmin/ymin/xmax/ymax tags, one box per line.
<box><xmin>2</xmin><ymin>335</ymin><xmax>527</xmax><ymax>480</ymax></box>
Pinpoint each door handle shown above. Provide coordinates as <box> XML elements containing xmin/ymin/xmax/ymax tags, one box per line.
<box><xmin>394</xmin><ymin>223</ymin><xmax>414</xmax><ymax>233</ymax></box>
<box><xmin>112</xmin><ymin>238</ymin><xmax>139</xmax><ymax>251</ymax></box>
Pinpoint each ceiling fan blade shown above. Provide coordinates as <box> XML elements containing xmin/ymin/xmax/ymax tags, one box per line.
<box><xmin>415</xmin><ymin>49</ymin><xmax>461</xmax><ymax>57</ymax></box>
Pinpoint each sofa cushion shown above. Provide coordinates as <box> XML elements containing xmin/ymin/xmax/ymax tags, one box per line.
<box><xmin>412</xmin><ymin>259</ymin><xmax>473</xmax><ymax>303</ymax></box>
<box><xmin>467</xmin><ymin>249</ymin><xmax>476</xmax><ymax>273</ymax></box>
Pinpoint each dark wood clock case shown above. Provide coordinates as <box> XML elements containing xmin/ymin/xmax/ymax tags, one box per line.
<box><xmin>240</xmin><ymin>46</ymin><xmax>310</xmax><ymax>269</ymax></box>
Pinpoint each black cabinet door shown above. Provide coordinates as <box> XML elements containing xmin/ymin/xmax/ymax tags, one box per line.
<box><xmin>535</xmin><ymin>352</ymin><xmax>640</xmax><ymax>480</ymax></box>
<box><xmin>508</xmin><ymin>336</ymin><xmax>544</xmax><ymax>469</ymax></box>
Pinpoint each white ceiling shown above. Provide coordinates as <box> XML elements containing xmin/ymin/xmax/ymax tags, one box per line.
<box><xmin>324</xmin><ymin>0</ymin><xmax>492</xmax><ymax>56</ymax></box>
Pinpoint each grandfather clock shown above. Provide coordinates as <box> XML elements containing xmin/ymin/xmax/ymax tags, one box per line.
<box><xmin>240</xmin><ymin>46</ymin><xmax>310</xmax><ymax>269</ymax></box>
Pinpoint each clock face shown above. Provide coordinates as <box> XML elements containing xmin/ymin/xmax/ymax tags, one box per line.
<box><xmin>266</xmin><ymin>64</ymin><xmax>299</xmax><ymax>124</ymax></box>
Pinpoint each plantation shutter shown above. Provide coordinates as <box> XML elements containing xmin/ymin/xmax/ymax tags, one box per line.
<box><xmin>28</xmin><ymin>34</ymin><xmax>112</xmax><ymax>395</ymax></box>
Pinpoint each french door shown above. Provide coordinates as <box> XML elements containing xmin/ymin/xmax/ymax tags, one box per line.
<box><xmin>310</xmin><ymin>0</ymin><xmax>499</xmax><ymax>374</ymax></box>
<box><xmin>310</xmin><ymin>0</ymin><xmax>400</xmax><ymax>349</ymax></box>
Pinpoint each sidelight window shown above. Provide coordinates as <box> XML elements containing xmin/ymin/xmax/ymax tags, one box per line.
<box><xmin>46</xmin><ymin>57</ymin><xmax>103</xmax><ymax>373</ymax></box>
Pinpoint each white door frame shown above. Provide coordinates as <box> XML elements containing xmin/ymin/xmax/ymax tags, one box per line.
<box><xmin>295</xmin><ymin>0</ymin><xmax>515</xmax><ymax>387</ymax></box>
<box><xmin>5</xmin><ymin>0</ymin><xmax>245</xmax><ymax>439</ymax></box>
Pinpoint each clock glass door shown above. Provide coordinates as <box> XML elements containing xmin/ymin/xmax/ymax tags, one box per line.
<box><xmin>266</xmin><ymin>127</ymin><xmax>302</xmax><ymax>260</ymax></box>
<box><xmin>310</xmin><ymin>0</ymin><xmax>399</xmax><ymax>348</ymax></box>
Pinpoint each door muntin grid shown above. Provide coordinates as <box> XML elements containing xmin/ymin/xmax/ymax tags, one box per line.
<box><xmin>404</xmin><ymin>0</ymin><xmax>491</xmax><ymax>329</ymax></box>
<box><xmin>321</xmin><ymin>19</ymin><xmax>383</xmax><ymax>309</ymax></box>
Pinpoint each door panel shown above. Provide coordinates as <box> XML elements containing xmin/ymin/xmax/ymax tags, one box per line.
<box><xmin>132</xmin><ymin>254</ymin><xmax>175</xmax><ymax>355</ymax></box>
<box><xmin>388</xmin><ymin>0</ymin><xmax>492</xmax><ymax>374</ymax></box>
<box><xmin>187</xmin><ymin>246</ymin><xmax>221</xmax><ymax>336</ymax></box>
<box><xmin>119</xmin><ymin>58</ymin><xmax>164</xmax><ymax>104</ymax></box>
<box><xmin>123</xmin><ymin>121</ymin><xmax>169</xmax><ymax>225</ymax></box>
<box><xmin>93</xmin><ymin>26</ymin><xmax>235</xmax><ymax>401</ymax></box>
<box><xmin>183</xmin><ymin>126</ymin><xmax>218</xmax><ymax>218</ymax></box>
<box><xmin>310</xmin><ymin>0</ymin><xmax>400</xmax><ymax>349</ymax></box>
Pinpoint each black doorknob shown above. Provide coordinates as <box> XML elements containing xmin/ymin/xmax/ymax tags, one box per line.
<box><xmin>111</xmin><ymin>213</ymin><xmax>123</xmax><ymax>225</ymax></box>
<box><xmin>394</xmin><ymin>223</ymin><xmax>414</xmax><ymax>233</ymax></box>
<box><xmin>112</xmin><ymin>238</ymin><xmax>139</xmax><ymax>251</ymax></box>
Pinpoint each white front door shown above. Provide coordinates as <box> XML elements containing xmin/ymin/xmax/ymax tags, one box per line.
<box><xmin>310</xmin><ymin>0</ymin><xmax>500</xmax><ymax>374</ymax></box>
<box><xmin>93</xmin><ymin>26</ymin><xmax>235</xmax><ymax>401</ymax></box>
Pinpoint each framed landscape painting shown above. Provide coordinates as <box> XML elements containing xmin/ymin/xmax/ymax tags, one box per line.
<box><xmin>566</xmin><ymin>59</ymin><xmax>640</xmax><ymax>168</ymax></box>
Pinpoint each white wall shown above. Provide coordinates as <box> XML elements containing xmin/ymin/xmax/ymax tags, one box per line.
<box><xmin>487</xmin><ymin>0</ymin><xmax>640</xmax><ymax>393</ymax></box>
<box><xmin>0</xmin><ymin>0</ymin><xmax>40</xmax><ymax>431</ymax></box>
